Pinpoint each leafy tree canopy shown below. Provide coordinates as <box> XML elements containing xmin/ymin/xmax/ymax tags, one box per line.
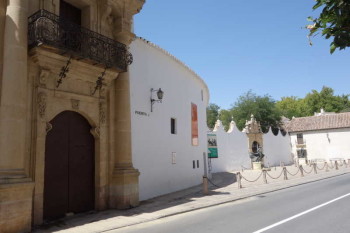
<box><xmin>229</xmin><ymin>91</ymin><xmax>281</xmax><ymax>132</ymax></box>
<box><xmin>308</xmin><ymin>0</ymin><xmax>350</xmax><ymax>53</ymax></box>
<box><xmin>276</xmin><ymin>96</ymin><xmax>308</xmax><ymax>119</ymax></box>
<box><xmin>219</xmin><ymin>109</ymin><xmax>232</xmax><ymax>131</ymax></box>
<box><xmin>206</xmin><ymin>103</ymin><xmax>220</xmax><ymax>129</ymax></box>
<box><xmin>208</xmin><ymin>87</ymin><xmax>349</xmax><ymax>133</ymax></box>
<box><xmin>304</xmin><ymin>86</ymin><xmax>350</xmax><ymax>115</ymax></box>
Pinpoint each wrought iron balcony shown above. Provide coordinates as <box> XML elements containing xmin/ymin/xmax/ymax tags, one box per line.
<box><xmin>28</xmin><ymin>10</ymin><xmax>132</xmax><ymax>72</ymax></box>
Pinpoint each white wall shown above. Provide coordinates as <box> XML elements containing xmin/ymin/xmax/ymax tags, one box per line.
<box><xmin>263</xmin><ymin>128</ymin><xmax>293</xmax><ymax>166</ymax></box>
<box><xmin>129</xmin><ymin>38</ymin><xmax>209</xmax><ymax>201</ymax></box>
<box><xmin>290</xmin><ymin>128</ymin><xmax>350</xmax><ymax>161</ymax></box>
<box><xmin>209</xmin><ymin>121</ymin><xmax>293</xmax><ymax>173</ymax></box>
<box><xmin>209</xmin><ymin>121</ymin><xmax>251</xmax><ymax>173</ymax></box>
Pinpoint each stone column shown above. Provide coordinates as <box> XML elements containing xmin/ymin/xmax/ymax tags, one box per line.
<box><xmin>107</xmin><ymin>0</ymin><xmax>144</xmax><ymax>210</ymax></box>
<box><xmin>109</xmin><ymin>70</ymin><xmax>140</xmax><ymax>209</ymax></box>
<box><xmin>0</xmin><ymin>0</ymin><xmax>6</xmax><ymax>102</ymax></box>
<box><xmin>0</xmin><ymin>0</ymin><xmax>29</xmax><ymax>179</ymax></box>
<box><xmin>0</xmin><ymin>2</ymin><xmax>34</xmax><ymax>233</ymax></box>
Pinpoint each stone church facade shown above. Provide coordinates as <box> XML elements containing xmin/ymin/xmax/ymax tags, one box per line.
<box><xmin>0</xmin><ymin>0</ymin><xmax>145</xmax><ymax>232</ymax></box>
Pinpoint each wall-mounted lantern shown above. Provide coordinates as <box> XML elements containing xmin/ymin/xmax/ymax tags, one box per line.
<box><xmin>150</xmin><ymin>88</ymin><xmax>164</xmax><ymax>112</ymax></box>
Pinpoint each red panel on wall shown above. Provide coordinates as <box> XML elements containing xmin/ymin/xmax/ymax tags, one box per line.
<box><xmin>191</xmin><ymin>103</ymin><xmax>198</xmax><ymax>146</ymax></box>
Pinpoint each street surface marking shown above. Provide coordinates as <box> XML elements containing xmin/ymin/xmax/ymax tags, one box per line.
<box><xmin>253</xmin><ymin>192</ymin><xmax>350</xmax><ymax>233</ymax></box>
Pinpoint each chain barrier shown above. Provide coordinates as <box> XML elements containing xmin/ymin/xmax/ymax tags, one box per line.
<box><xmin>235</xmin><ymin>159</ymin><xmax>350</xmax><ymax>189</ymax></box>
<box><xmin>328</xmin><ymin>162</ymin><xmax>334</xmax><ymax>169</ymax></box>
<box><xmin>240</xmin><ymin>171</ymin><xmax>263</xmax><ymax>183</ymax></box>
<box><xmin>285</xmin><ymin>167</ymin><xmax>300</xmax><ymax>176</ymax></box>
<box><xmin>302</xmin><ymin>166</ymin><xmax>314</xmax><ymax>174</ymax></box>
<box><xmin>207</xmin><ymin>178</ymin><xmax>220</xmax><ymax>188</ymax></box>
<box><xmin>266</xmin><ymin>169</ymin><xmax>284</xmax><ymax>180</ymax></box>
<box><xmin>316</xmin><ymin>162</ymin><xmax>326</xmax><ymax>170</ymax></box>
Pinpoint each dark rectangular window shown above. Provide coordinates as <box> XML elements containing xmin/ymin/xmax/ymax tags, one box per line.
<box><xmin>197</xmin><ymin>160</ymin><xmax>199</xmax><ymax>168</ymax></box>
<box><xmin>171</xmin><ymin>118</ymin><xmax>176</xmax><ymax>134</ymax></box>
<box><xmin>297</xmin><ymin>149</ymin><xmax>307</xmax><ymax>158</ymax></box>
<box><xmin>193</xmin><ymin>160</ymin><xmax>196</xmax><ymax>169</ymax></box>
<box><xmin>60</xmin><ymin>0</ymin><xmax>82</xmax><ymax>25</ymax></box>
<box><xmin>297</xmin><ymin>133</ymin><xmax>304</xmax><ymax>144</ymax></box>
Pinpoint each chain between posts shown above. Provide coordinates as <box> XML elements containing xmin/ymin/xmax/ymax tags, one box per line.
<box><xmin>302</xmin><ymin>166</ymin><xmax>314</xmax><ymax>174</ymax></box>
<box><xmin>240</xmin><ymin>171</ymin><xmax>263</xmax><ymax>183</ymax></box>
<box><xmin>286</xmin><ymin>167</ymin><xmax>300</xmax><ymax>176</ymax></box>
<box><xmin>316</xmin><ymin>162</ymin><xmax>326</xmax><ymax>170</ymax></box>
<box><xmin>236</xmin><ymin>160</ymin><xmax>349</xmax><ymax>189</ymax></box>
<box><xmin>266</xmin><ymin>169</ymin><xmax>284</xmax><ymax>180</ymax></box>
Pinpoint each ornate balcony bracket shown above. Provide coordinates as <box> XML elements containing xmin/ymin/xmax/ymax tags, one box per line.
<box><xmin>56</xmin><ymin>56</ymin><xmax>72</xmax><ymax>88</ymax></box>
<box><xmin>28</xmin><ymin>9</ymin><xmax>133</xmax><ymax>72</ymax></box>
<box><xmin>91</xmin><ymin>67</ymin><xmax>107</xmax><ymax>96</ymax></box>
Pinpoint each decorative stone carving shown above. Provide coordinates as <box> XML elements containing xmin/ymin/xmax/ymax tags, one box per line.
<box><xmin>90</xmin><ymin>127</ymin><xmax>100</xmax><ymax>138</ymax></box>
<box><xmin>99</xmin><ymin>102</ymin><xmax>106</xmax><ymax>124</ymax></box>
<box><xmin>101</xmin><ymin>4</ymin><xmax>114</xmax><ymax>39</ymax></box>
<box><xmin>71</xmin><ymin>99</ymin><xmax>80</xmax><ymax>110</ymax></box>
<box><xmin>37</xmin><ymin>92</ymin><xmax>47</xmax><ymax>118</ymax></box>
<box><xmin>39</xmin><ymin>69</ymin><xmax>50</xmax><ymax>87</ymax></box>
<box><xmin>100</xmin><ymin>86</ymin><xmax>107</xmax><ymax>99</ymax></box>
<box><xmin>46</xmin><ymin>122</ymin><xmax>53</xmax><ymax>133</ymax></box>
<box><xmin>244</xmin><ymin>115</ymin><xmax>262</xmax><ymax>134</ymax></box>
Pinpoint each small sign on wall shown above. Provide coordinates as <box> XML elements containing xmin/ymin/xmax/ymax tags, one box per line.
<box><xmin>208</xmin><ymin>134</ymin><xmax>218</xmax><ymax>158</ymax></box>
<box><xmin>135</xmin><ymin>110</ymin><xmax>149</xmax><ymax>117</ymax></box>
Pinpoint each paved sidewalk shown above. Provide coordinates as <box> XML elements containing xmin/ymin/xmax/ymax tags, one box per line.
<box><xmin>34</xmin><ymin>164</ymin><xmax>350</xmax><ymax>233</ymax></box>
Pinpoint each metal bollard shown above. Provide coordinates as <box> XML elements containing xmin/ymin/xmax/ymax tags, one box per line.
<box><xmin>283</xmin><ymin>167</ymin><xmax>288</xmax><ymax>180</ymax></box>
<box><xmin>313</xmin><ymin>163</ymin><xmax>317</xmax><ymax>174</ymax></box>
<box><xmin>325</xmin><ymin>162</ymin><xmax>329</xmax><ymax>172</ymax></box>
<box><xmin>203</xmin><ymin>176</ymin><xmax>209</xmax><ymax>195</ymax></box>
<box><xmin>299</xmin><ymin>165</ymin><xmax>304</xmax><ymax>177</ymax></box>
<box><xmin>335</xmin><ymin>161</ymin><xmax>339</xmax><ymax>170</ymax></box>
<box><xmin>237</xmin><ymin>172</ymin><xmax>242</xmax><ymax>189</ymax></box>
<box><xmin>263</xmin><ymin>170</ymin><xmax>267</xmax><ymax>184</ymax></box>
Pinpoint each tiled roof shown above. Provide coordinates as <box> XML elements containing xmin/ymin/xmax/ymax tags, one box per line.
<box><xmin>286</xmin><ymin>112</ymin><xmax>350</xmax><ymax>132</ymax></box>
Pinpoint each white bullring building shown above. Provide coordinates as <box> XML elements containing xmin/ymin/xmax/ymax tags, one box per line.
<box><xmin>129</xmin><ymin>37</ymin><xmax>210</xmax><ymax>200</ymax></box>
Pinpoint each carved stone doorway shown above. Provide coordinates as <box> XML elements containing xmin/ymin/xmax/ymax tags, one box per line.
<box><xmin>43</xmin><ymin>111</ymin><xmax>95</xmax><ymax>221</ymax></box>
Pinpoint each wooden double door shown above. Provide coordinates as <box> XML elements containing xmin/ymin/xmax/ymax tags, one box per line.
<box><xmin>44</xmin><ymin>111</ymin><xmax>95</xmax><ymax>221</ymax></box>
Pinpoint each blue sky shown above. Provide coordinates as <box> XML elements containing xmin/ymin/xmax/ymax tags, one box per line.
<box><xmin>134</xmin><ymin>0</ymin><xmax>350</xmax><ymax>109</ymax></box>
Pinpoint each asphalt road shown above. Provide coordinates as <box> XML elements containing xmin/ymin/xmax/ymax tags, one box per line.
<box><xmin>107</xmin><ymin>173</ymin><xmax>350</xmax><ymax>233</ymax></box>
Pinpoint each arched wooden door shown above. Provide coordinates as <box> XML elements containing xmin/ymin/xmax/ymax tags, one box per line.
<box><xmin>44</xmin><ymin>111</ymin><xmax>95</xmax><ymax>221</ymax></box>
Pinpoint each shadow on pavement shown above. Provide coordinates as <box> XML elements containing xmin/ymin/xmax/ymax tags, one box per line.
<box><xmin>33</xmin><ymin>172</ymin><xmax>236</xmax><ymax>232</ymax></box>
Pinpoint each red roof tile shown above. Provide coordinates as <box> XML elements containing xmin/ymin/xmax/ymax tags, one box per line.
<box><xmin>286</xmin><ymin>112</ymin><xmax>350</xmax><ymax>132</ymax></box>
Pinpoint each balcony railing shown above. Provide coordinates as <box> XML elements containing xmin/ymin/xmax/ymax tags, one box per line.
<box><xmin>28</xmin><ymin>9</ymin><xmax>132</xmax><ymax>72</ymax></box>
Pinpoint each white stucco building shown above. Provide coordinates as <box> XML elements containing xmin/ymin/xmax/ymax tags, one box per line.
<box><xmin>287</xmin><ymin>110</ymin><xmax>350</xmax><ymax>162</ymax></box>
<box><xmin>208</xmin><ymin>118</ymin><xmax>292</xmax><ymax>173</ymax></box>
<box><xmin>129</xmin><ymin>37</ymin><xmax>210</xmax><ymax>200</ymax></box>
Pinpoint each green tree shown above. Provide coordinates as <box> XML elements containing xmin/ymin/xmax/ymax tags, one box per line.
<box><xmin>276</xmin><ymin>96</ymin><xmax>307</xmax><ymax>119</ymax></box>
<box><xmin>307</xmin><ymin>0</ymin><xmax>350</xmax><ymax>53</ymax></box>
<box><xmin>304</xmin><ymin>86</ymin><xmax>350</xmax><ymax>115</ymax></box>
<box><xmin>206</xmin><ymin>103</ymin><xmax>220</xmax><ymax>129</ymax></box>
<box><xmin>219</xmin><ymin>109</ymin><xmax>232</xmax><ymax>131</ymax></box>
<box><xmin>230</xmin><ymin>91</ymin><xmax>281</xmax><ymax>132</ymax></box>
